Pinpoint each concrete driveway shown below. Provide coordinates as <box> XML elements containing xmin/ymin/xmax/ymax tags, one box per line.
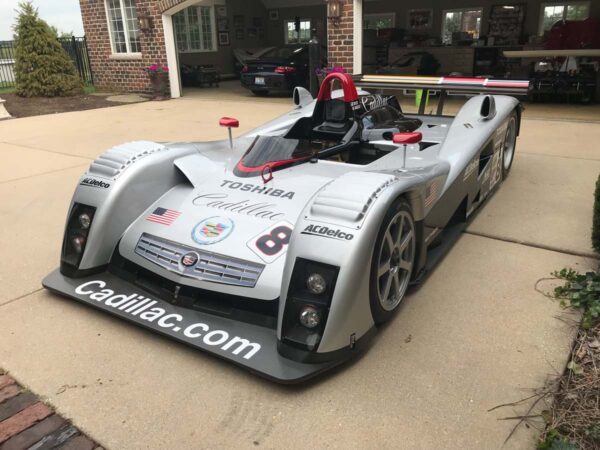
<box><xmin>0</xmin><ymin>94</ymin><xmax>598</xmax><ymax>450</ymax></box>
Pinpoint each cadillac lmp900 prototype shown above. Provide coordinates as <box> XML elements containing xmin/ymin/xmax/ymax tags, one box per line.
<box><xmin>43</xmin><ymin>73</ymin><xmax>528</xmax><ymax>383</ymax></box>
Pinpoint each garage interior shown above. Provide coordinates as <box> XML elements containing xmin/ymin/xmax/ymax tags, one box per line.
<box><xmin>169</xmin><ymin>0</ymin><xmax>600</xmax><ymax>107</ymax></box>
<box><xmin>170</xmin><ymin>0</ymin><xmax>326</xmax><ymax>97</ymax></box>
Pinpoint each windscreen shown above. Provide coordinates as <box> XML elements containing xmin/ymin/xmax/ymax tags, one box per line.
<box><xmin>240</xmin><ymin>136</ymin><xmax>312</xmax><ymax>168</ymax></box>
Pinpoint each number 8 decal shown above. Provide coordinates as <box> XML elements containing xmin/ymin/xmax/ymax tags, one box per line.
<box><xmin>256</xmin><ymin>226</ymin><xmax>292</xmax><ymax>256</ymax></box>
<box><xmin>247</xmin><ymin>221</ymin><xmax>294</xmax><ymax>263</ymax></box>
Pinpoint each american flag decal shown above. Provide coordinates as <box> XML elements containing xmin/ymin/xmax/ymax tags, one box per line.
<box><xmin>146</xmin><ymin>207</ymin><xmax>181</xmax><ymax>226</ymax></box>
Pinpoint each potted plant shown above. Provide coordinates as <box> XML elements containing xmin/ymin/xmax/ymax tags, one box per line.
<box><xmin>145</xmin><ymin>63</ymin><xmax>169</xmax><ymax>99</ymax></box>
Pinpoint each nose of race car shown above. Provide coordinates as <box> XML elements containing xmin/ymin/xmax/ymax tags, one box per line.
<box><xmin>117</xmin><ymin>174</ymin><xmax>331</xmax><ymax>300</ymax></box>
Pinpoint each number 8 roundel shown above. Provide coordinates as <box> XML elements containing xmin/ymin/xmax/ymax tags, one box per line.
<box><xmin>247</xmin><ymin>221</ymin><xmax>294</xmax><ymax>263</ymax></box>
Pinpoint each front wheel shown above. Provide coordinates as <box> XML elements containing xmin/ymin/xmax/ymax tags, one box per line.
<box><xmin>369</xmin><ymin>199</ymin><xmax>416</xmax><ymax>325</ymax></box>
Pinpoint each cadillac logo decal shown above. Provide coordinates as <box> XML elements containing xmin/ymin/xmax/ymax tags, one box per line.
<box><xmin>191</xmin><ymin>216</ymin><xmax>234</xmax><ymax>245</ymax></box>
<box><xmin>181</xmin><ymin>252</ymin><xmax>199</xmax><ymax>267</ymax></box>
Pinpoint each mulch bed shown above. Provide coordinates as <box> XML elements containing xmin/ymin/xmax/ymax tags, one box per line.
<box><xmin>0</xmin><ymin>370</ymin><xmax>101</xmax><ymax>449</ymax></box>
<box><xmin>1</xmin><ymin>93</ymin><xmax>129</xmax><ymax>119</ymax></box>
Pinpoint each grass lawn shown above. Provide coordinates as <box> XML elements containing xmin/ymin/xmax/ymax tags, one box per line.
<box><xmin>0</xmin><ymin>86</ymin><xmax>16</xmax><ymax>95</ymax></box>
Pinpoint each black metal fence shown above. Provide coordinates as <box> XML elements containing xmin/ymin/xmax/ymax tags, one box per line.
<box><xmin>0</xmin><ymin>36</ymin><xmax>93</xmax><ymax>89</ymax></box>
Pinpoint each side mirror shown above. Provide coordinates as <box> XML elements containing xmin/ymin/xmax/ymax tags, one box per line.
<box><xmin>219</xmin><ymin>117</ymin><xmax>239</xmax><ymax>128</ymax></box>
<box><xmin>480</xmin><ymin>95</ymin><xmax>496</xmax><ymax>120</ymax></box>
<box><xmin>219</xmin><ymin>117</ymin><xmax>239</xmax><ymax>149</ymax></box>
<box><xmin>393</xmin><ymin>132</ymin><xmax>422</xmax><ymax>145</ymax></box>
<box><xmin>293</xmin><ymin>86</ymin><xmax>313</xmax><ymax>108</ymax></box>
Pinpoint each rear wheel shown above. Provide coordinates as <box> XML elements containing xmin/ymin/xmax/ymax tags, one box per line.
<box><xmin>251</xmin><ymin>90</ymin><xmax>269</xmax><ymax>96</ymax></box>
<box><xmin>369</xmin><ymin>199</ymin><xmax>416</xmax><ymax>325</ymax></box>
<box><xmin>502</xmin><ymin>113</ymin><xmax>517</xmax><ymax>178</ymax></box>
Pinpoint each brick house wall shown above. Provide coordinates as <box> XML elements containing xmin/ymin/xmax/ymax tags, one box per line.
<box><xmin>80</xmin><ymin>0</ymin><xmax>356</xmax><ymax>94</ymax></box>
<box><xmin>80</xmin><ymin>0</ymin><xmax>169</xmax><ymax>93</ymax></box>
<box><xmin>326</xmin><ymin>0</ymin><xmax>354</xmax><ymax>73</ymax></box>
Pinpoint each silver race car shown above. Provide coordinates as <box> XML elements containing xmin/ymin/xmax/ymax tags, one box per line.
<box><xmin>43</xmin><ymin>73</ymin><xmax>529</xmax><ymax>383</ymax></box>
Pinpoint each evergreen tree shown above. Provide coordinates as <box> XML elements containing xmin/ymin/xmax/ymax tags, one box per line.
<box><xmin>13</xmin><ymin>2</ymin><xmax>82</xmax><ymax>97</ymax></box>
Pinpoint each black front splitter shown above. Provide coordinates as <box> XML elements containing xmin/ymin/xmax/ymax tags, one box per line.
<box><xmin>42</xmin><ymin>269</ymin><xmax>345</xmax><ymax>384</ymax></box>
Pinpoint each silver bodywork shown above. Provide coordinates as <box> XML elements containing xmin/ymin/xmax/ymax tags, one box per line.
<box><xmin>43</xmin><ymin>83</ymin><xmax>521</xmax><ymax>382</ymax></box>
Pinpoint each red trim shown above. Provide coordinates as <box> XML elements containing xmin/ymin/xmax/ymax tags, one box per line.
<box><xmin>219</xmin><ymin>117</ymin><xmax>239</xmax><ymax>128</ymax></box>
<box><xmin>393</xmin><ymin>132</ymin><xmax>422</xmax><ymax>145</ymax></box>
<box><xmin>316</xmin><ymin>72</ymin><xmax>359</xmax><ymax>102</ymax></box>
<box><xmin>235</xmin><ymin>156</ymin><xmax>309</xmax><ymax>174</ymax></box>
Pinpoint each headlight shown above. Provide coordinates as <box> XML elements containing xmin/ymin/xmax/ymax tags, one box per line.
<box><xmin>281</xmin><ymin>258</ymin><xmax>339</xmax><ymax>352</ymax></box>
<box><xmin>299</xmin><ymin>305</ymin><xmax>322</xmax><ymax>329</ymax></box>
<box><xmin>72</xmin><ymin>236</ymin><xmax>86</xmax><ymax>254</ymax></box>
<box><xmin>61</xmin><ymin>203</ymin><xmax>96</xmax><ymax>276</ymax></box>
<box><xmin>78</xmin><ymin>213</ymin><xmax>91</xmax><ymax>230</ymax></box>
<box><xmin>306</xmin><ymin>273</ymin><xmax>326</xmax><ymax>294</ymax></box>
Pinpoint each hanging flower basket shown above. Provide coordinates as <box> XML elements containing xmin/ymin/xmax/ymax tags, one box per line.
<box><xmin>145</xmin><ymin>63</ymin><xmax>169</xmax><ymax>99</ymax></box>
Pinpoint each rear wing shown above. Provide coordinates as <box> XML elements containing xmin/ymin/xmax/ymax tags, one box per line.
<box><xmin>353</xmin><ymin>74</ymin><xmax>530</xmax><ymax>115</ymax></box>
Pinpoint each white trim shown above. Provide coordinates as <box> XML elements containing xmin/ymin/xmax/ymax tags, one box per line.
<box><xmin>104</xmin><ymin>0</ymin><xmax>140</xmax><ymax>56</ymax></box>
<box><xmin>353</xmin><ymin>0</ymin><xmax>362</xmax><ymax>74</ymax></box>
<box><xmin>109</xmin><ymin>53</ymin><xmax>142</xmax><ymax>60</ymax></box>
<box><xmin>163</xmin><ymin>14</ymin><xmax>181</xmax><ymax>99</ymax></box>
<box><xmin>538</xmin><ymin>1</ymin><xmax>590</xmax><ymax>35</ymax></box>
<box><xmin>173</xmin><ymin>5</ymin><xmax>217</xmax><ymax>52</ymax></box>
<box><xmin>162</xmin><ymin>0</ymin><xmax>226</xmax><ymax>99</ymax></box>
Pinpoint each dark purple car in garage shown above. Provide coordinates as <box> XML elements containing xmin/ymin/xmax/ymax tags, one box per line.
<box><xmin>241</xmin><ymin>46</ymin><xmax>309</xmax><ymax>96</ymax></box>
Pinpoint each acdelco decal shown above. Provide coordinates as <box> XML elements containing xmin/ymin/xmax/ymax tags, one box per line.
<box><xmin>80</xmin><ymin>177</ymin><xmax>111</xmax><ymax>189</ymax></box>
<box><xmin>301</xmin><ymin>224</ymin><xmax>354</xmax><ymax>241</ymax></box>
<box><xmin>220</xmin><ymin>180</ymin><xmax>295</xmax><ymax>199</ymax></box>
<box><xmin>74</xmin><ymin>280</ymin><xmax>261</xmax><ymax>360</ymax></box>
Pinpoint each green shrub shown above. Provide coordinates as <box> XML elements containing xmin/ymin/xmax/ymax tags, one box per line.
<box><xmin>593</xmin><ymin>173</ymin><xmax>600</xmax><ymax>253</ymax></box>
<box><xmin>13</xmin><ymin>2</ymin><xmax>82</xmax><ymax>97</ymax></box>
<box><xmin>553</xmin><ymin>268</ymin><xmax>600</xmax><ymax>329</ymax></box>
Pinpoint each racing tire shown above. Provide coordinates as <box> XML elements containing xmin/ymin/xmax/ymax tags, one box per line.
<box><xmin>369</xmin><ymin>198</ymin><xmax>416</xmax><ymax>325</ymax></box>
<box><xmin>251</xmin><ymin>90</ymin><xmax>269</xmax><ymax>96</ymax></box>
<box><xmin>502</xmin><ymin>113</ymin><xmax>518</xmax><ymax>178</ymax></box>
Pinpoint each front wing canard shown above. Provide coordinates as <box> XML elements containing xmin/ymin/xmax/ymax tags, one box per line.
<box><xmin>42</xmin><ymin>269</ymin><xmax>342</xmax><ymax>383</ymax></box>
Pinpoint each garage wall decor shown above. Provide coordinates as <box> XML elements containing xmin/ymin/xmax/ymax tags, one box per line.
<box><xmin>218</xmin><ymin>32</ymin><xmax>230</xmax><ymax>46</ymax></box>
<box><xmin>488</xmin><ymin>3</ymin><xmax>526</xmax><ymax>45</ymax></box>
<box><xmin>408</xmin><ymin>9</ymin><xmax>432</xmax><ymax>30</ymax></box>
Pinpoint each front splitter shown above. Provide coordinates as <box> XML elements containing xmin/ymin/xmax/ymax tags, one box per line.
<box><xmin>42</xmin><ymin>269</ymin><xmax>343</xmax><ymax>384</ymax></box>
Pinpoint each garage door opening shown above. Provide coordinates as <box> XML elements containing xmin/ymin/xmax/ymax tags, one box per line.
<box><xmin>163</xmin><ymin>0</ymin><xmax>327</xmax><ymax>100</ymax></box>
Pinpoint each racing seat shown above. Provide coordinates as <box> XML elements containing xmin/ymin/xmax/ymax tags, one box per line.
<box><xmin>311</xmin><ymin>72</ymin><xmax>359</xmax><ymax>141</ymax></box>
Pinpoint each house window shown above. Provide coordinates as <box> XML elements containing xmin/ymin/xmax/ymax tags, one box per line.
<box><xmin>284</xmin><ymin>19</ymin><xmax>311</xmax><ymax>44</ymax></box>
<box><xmin>363</xmin><ymin>13</ymin><xmax>395</xmax><ymax>30</ymax></box>
<box><xmin>539</xmin><ymin>2</ymin><xmax>590</xmax><ymax>35</ymax></box>
<box><xmin>441</xmin><ymin>8</ymin><xmax>482</xmax><ymax>44</ymax></box>
<box><xmin>105</xmin><ymin>0</ymin><xmax>141</xmax><ymax>54</ymax></box>
<box><xmin>173</xmin><ymin>6</ymin><xmax>216</xmax><ymax>52</ymax></box>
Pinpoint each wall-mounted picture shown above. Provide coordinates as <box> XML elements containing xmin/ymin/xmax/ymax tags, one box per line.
<box><xmin>233</xmin><ymin>15</ymin><xmax>244</xmax><ymax>28</ymax></box>
<box><xmin>216</xmin><ymin>6</ymin><xmax>227</xmax><ymax>18</ymax></box>
<box><xmin>218</xmin><ymin>32</ymin><xmax>230</xmax><ymax>46</ymax></box>
<box><xmin>269</xmin><ymin>10</ymin><xmax>279</xmax><ymax>21</ymax></box>
<box><xmin>217</xmin><ymin>18</ymin><xmax>229</xmax><ymax>32</ymax></box>
<box><xmin>235</xmin><ymin>28</ymin><xmax>244</xmax><ymax>40</ymax></box>
<box><xmin>247</xmin><ymin>27</ymin><xmax>257</xmax><ymax>38</ymax></box>
<box><xmin>408</xmin><ymin>9</ymin><xmax>433</xmax><ymax>30</ymax></box>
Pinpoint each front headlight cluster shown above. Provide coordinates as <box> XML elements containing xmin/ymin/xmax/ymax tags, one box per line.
<box><xmin>281</xmin><ymin>258</ymin><xmax>339</xmax><ymax>351</ymax></box>
<box><xmin>61</xmin><ymin>203</ymin><xmax>96</xmax><ymax>274</ymax></box>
